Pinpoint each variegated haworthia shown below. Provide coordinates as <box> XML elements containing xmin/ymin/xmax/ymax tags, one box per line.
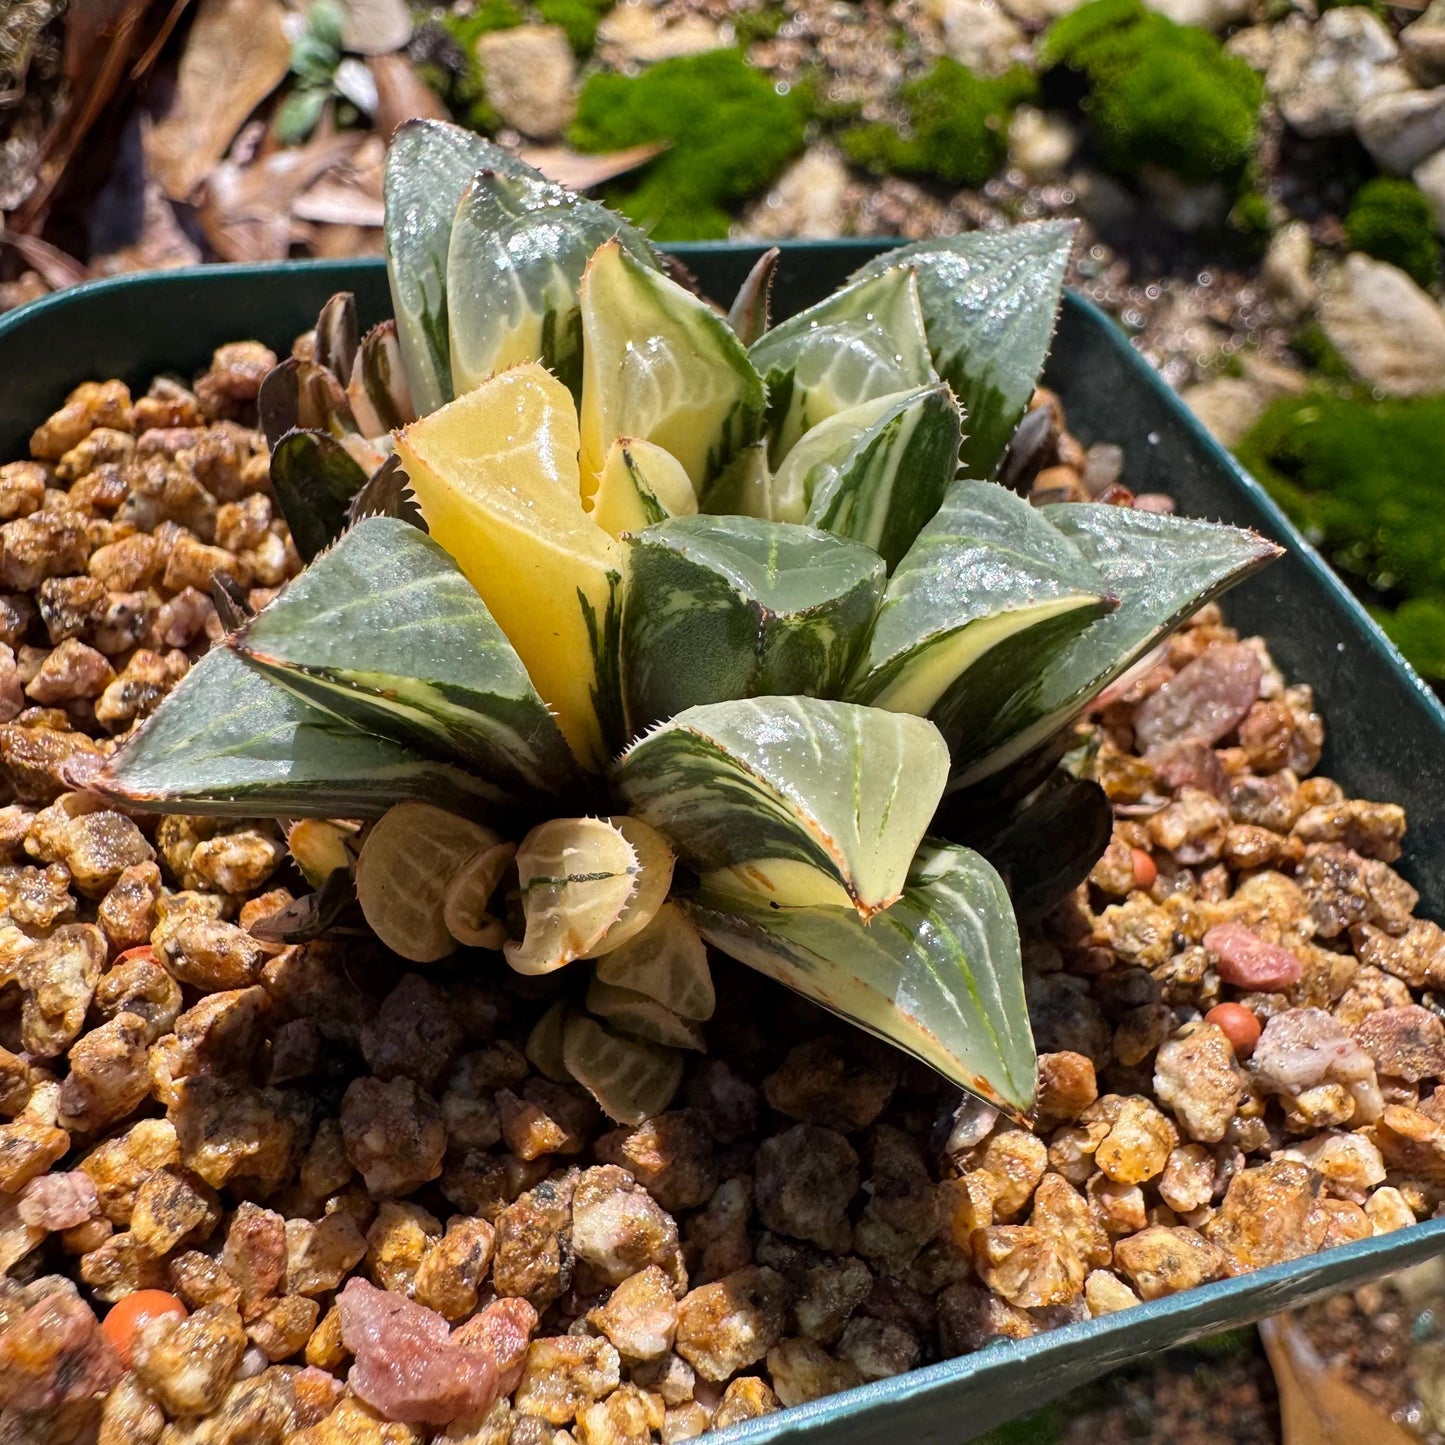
<box><xmin>99</xmin><ymin>119</ymin><xmax>1282</xmax><ymax>1124</ymax></box>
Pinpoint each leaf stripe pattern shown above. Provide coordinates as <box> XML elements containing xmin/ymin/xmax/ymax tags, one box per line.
<box><xmin>384</xmin><ymin>120</ymin><xmax>542</xmax><ymax>415</ymax></box>
<box><xmin>234</xmin><ymin>517</ymin><xmax>578</xmax><ymax>797</ymax></box>
<box><xmin>848</xmin><ymin>479</ymin><xmax>1113</xmax><ymax>753</ymax></box>
<box><xmin>613</xmin><ymin>696</ymin><xmax>948</xmax><ymax>917</ymax></box>
<box><xmin>685</xmin><ymin>840</ymin><xmax>1034</xmax><ymax>1115</ymax></box>
<box><xmin>93</xmin><ymin>646</ymin><xmax>508</xmax><ymax>819</ymax></box>
<box><xmin>851</xmin><ymin>222</ymin><xmax>1077</xmax><ymax>480</ymax></box>
<box><xmin>749</xmin><ymin>265</ymin><xmax>939</xmax><ymax>464</ymax></box>
<box><xmin>448</xmin><ymin>171</ymin><xmax>658</xmax><ymax>399</ymax></box>
<box><xmin>619</xmin><ymin>515</ymin><xmax>885</xmax><ymax>735</ymax></box>
<box><xmin>950</xmin><ymin>503</ymin><xmax>1282</xmax><ymax>788</ymax></box>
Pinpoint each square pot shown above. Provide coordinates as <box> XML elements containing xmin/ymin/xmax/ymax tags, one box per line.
<box><xmin>3</xmin><ymin>244</ymin><xmax>1444</xmax><ymax>1441</ymax></box>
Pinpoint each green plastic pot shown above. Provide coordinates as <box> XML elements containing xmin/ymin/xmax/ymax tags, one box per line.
<box><xmin>3</xmin><ymin>244</ymin><xmax>1444</xmax><ymax>1442</ymax></box>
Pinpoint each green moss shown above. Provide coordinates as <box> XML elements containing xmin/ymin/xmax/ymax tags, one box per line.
<box><xmin>1236</xmin><ymin>390</ymin><xmax>1445</xmax><ymax>680</ymax></box>
<box><xmin>536</xmin><ymin>0</ymin><xmax>610</xmax><ymax>53</ymax></box>
<box><xmin>1377</xmin><ymin>599</ymin><xmax>1445</xmax><ymax>681</ymax></box>
<box><xmin>1344</xmin><ymin>178</ymin><xmax>1442</xmax><ymax>290</ymax></box>
<box><xmin>442</xmin><ymin>0</ymin><xmax>525</xmax><ymax>47</ymax></box>
<box><xmin>840</xmin><ymin>60</ymin><xmax>1036</xmax><ymax>187</ymax></box>
<box><xmin>1041</xmin><ymin>0</ymin><xmax>1262</xmax><ymax>185</ymax></box>
<box><xmin>734</xmin><ymin>4</ymin><xmax>789</xmax><ymax>44</ymax></box>
<box><xmin>568</xmin><ymin>50</ymin><xmax>810</xmax><ymax>240</ymax></box>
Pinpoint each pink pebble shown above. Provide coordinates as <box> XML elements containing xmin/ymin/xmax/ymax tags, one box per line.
<box><xmin>17</xmin><ymin>1171</ymin><xmax>99</xmax><ymax>1231</ymax></box>
<box><xmin>1203</xmin><ymin>922</ymin><xmax>1303</xmax><ymax>991</ymax></box>
<box><xmin>338</xmin><ymin>1277</ymin><xmax>499</xmax><ymax>1426</ymax></box>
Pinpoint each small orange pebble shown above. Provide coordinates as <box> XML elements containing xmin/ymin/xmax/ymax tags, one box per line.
<box><xmin>1205</xmin><ymin>1002</ymin><xmax>1261</xmax><ymax>1059</ymax></box>
<box><xmin>1130</xmin><ymin>848</ymin><xmax>1157</xmax><ymax>890</ymax></box>
<box><xmin>102</xmin><ymin>1289</ymin><xmax>187</xmax><ymax>1366</ymax></box>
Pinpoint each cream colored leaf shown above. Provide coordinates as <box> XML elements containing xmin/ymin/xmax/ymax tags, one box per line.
<box><xmin>505</xmin><ymin>818</ymin><xmax>639</xmax><ymax>976</ymax></box>
<box><xmin>355</xmin><ymin>802</ymin><xmax>500</xmax><ymax>962</ymax></box>
<box><xmin>594</xmin><ymin>902</ymin><xmax>714</xmax><ymax>1020</ymax></box>
<box><xmin>585</xmin><ymin>979</ymin><xmax>707</xmax><ymax>1051</ymax></box>
<box><xmin>563</xmin><ymin>1012</ymin><xmax>684</xmax><ymax>1125</ymax></box>
<box><xmin>443</xmin><ymin>842</ymin><xmax>516</xmax><ymax>949</ymax></box>
<box><xmin>584</xmin><ymin>815</ymin><xmax>675</xmax><ymax>958</ymax></box>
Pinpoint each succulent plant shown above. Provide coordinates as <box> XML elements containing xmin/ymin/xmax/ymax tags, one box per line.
<box><xmin>95</xmin><ymin>119</ymin><xmax>1278</xmax><ymax>1125</ymax></box>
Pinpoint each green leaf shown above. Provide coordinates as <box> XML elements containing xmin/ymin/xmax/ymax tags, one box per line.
<box><xmin>847</xmin><ymin>480</ymin><xmax>1113</xmax><ymax>754</ymax></box>
<box><xmin>269</xmin><ymin>428</ymin><xmax>370</xmax><ymax>562</ymax></box>
<box><xmin>93</xmin><ymin>647</ymin><xmax>506</xmax><ymax>819</ymax></box>
<box><xmin>612</xmin><ymin>696</ymin><xmax>948</xmax><ymax>918</ymax></box>
<box><xmin>448</xmin><ymin>171</ymin><xmax>657</xmax><ymax>400</ymax></box>
<box><xmin>233</xmin><ymin>516</ymin><xmax>577</xmax><ymax>797</ymax></box>
<box><xmin>619</xmin><ymin>514</ymin><xmax>886</xmax><ymax>734</ymax></box>
<box><xmin>771</xmin><ymin>383</ymin><xmax>962</xmax><ymax>571</ymax></box>
<box><xmin>852</xmin><ymin>222</ymin><xmax>1077</xmax><ymax>479</ymax></box>
<box><xmin>384</xmin><ymin>119</ymin><xmax>541</xmax><ymax>414</ymax></box>
<box><xmin>749</xmin><ymin>264</ymin><xmax>938</xmax><ymax>461</ymax></box>
<box><xmin>685</xmin><ymin>839</ymin><xmax>1035</xmax><ymax>1114</ymax></box>
<box><xmin>580</xmin><ymin>239</ymin><xmax>765</xmax><ymax>495</ymax></box>
<box><xmin>951</xmin><ymin>503</ymin><xmax>1280</xmax><ymax>788</ymax></box>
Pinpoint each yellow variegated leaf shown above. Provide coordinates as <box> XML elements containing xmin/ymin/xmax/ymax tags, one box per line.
<box><xmin>579</xmin><ymin>239</ymin><xmax>764</xmax><ymax>498</ymax></box>
<box><xmin>394</xmin><ymin>363</ymin><xmax>623</xmax><ymax>769</ymax></box>
<box><xmin>589</xmin><ymin>438</ymin><xmax>698</xmax><ymax>541</ymax></box>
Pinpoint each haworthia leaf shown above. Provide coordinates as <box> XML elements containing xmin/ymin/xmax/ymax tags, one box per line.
<box><xmin>847</xmin><ymin>480</ymin><xmax>1113</xmax><ymax>753</ymax></box>
<box><xmin>725</xmin><ymin>246</ymin><xmax>779</xmax><ymax>347</ymax></box>
<box><xmin>852</xmin><ymin>222</ymin><xmax>1077</xmax><ymax>480</ymax></box>
<box><xmin>613</xmin><ymin>696</ymin><xmax>948</xmax><ymax>918</ymax></box>
<box><xmin>953</xmin><ymin>770</ymin><xmax>1113</xmax><ymax>921</ymax></box>
<box><xmin>93</xmin><ymin>647</ymin><xmax>506</xmax><ymax>819</ymax></box>
<box><xmin>749</xmin><ymin>265</ymin><xmax>938</xmax><ymax>462</ymax></box>
<box><xmin>770</xmin><ymin>383</ymin><xmax>962</xmax><ymax>571</ymax></box>
<box><xmin>506</xmin><ymin>817</ymin><xmax>639</xmax><ymax>975</ymax></box>
<box><xmin>685</xmin><ymin>840</ymin><xmax>1035</xmax><ymax>1114</ymax></box>
<box><xmin>269</xmin><ymin>428</ymin><xmax>370</xmax><ymax>562</ymax></box>
<box><xmin>384</xmin><ymin>119</ymin><xmax>540</xmax><ymax>414</ymax></box>
<box><xmin>580</xmin><ymin>240</ymin><xmax>765</xmax><ymax>496</ymax></box>
<box><xmin>951</xmin><ymin>504</ymin><xmax>1281</xmax><ymax>788</ymax></box>
<box><xmin>348</xmin><ymin>320</ymin><xmax>415</xmax><ymax>435</ymax></box>
<box><xmin>315</xmin><ymin>291</ymin><xmax>358</xmax><ymax>385</ymax></box>
<box><xmin>619</xmin><ymin>515</ymin><xmax>886</xmax><ymax>734</ymax></box>
<box><xmin>590</xmin><ymin>438</ymin><xmax>698</xmax><ymax>542</ymax></box>
<box><xmin>698</xmin><ymin>440</ymin><xmax>773</xmax><ymax>518</ymax></box>
<box><xmin>448</xmin><ymin>171</ymin><xmax>657</xmax><ymax>400</ymax></box>
<box><xmin>232</xmin><ymin>516</ymin><xmax>577</xmax><ymax>798</ymax></box>
<box><xmin>395</xmin><ymin>362</ymin><xmax>623</xmax><ymax>771</ymax></box>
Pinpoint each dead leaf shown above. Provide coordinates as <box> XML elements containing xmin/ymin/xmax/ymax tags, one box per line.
<box><xmin>292</xmin><ymin>134</ymin><xmax>384</xmax><ymax>227</ymax></box>
<box><xmin>199</xmin><ymin>128</ymin><xmax>362</xmax><ymax>261</ymax></box>
<box><xmin>147</xmin><ymin>0</ymin><xmax>291</xmax><ymax>201</ymax></box>
<box><xmin>341</xmin><ymin>0</ymin><xmax>411</xmax><ymax>55</ymax></box>
<box><xmin>0</xmin><ymin>229</ymin><xmax>89</xmax><ymax>289</ymax></box>
<box><xmin>16</xmin><ymin>0</ymin><xmax>152</xmax><ymax>230</ymax></box>
<box><xmin>1260</xmin><ymin>1314</ymin><xmax>1420</xmax><ymax>1445</ymax></box>
<box><xmin>368</xmin><ymin>52</ymin><xmax>448</xmax><ymax>142</ymax></box>
<box><xmin>515</xmin><ymin>142</ymin><xmax>668</xmax><ymax>191</ymax></box>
